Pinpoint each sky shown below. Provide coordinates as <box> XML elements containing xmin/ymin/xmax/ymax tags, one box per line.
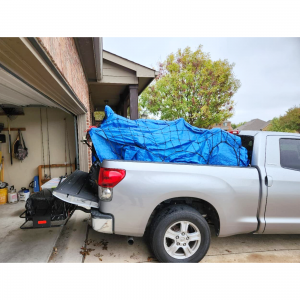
<box><xmin>103</xmin><ymin>38</ymin><xmax>300</xmax><ymax>124</ymax></box>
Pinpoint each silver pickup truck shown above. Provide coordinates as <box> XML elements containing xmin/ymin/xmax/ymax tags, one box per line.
<box><xmin>53</xmin><ymin>131</ymin><xmax>300</xmax><ymax>263</ymax></box>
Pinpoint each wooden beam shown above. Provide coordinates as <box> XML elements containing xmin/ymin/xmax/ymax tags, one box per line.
<box><xmin>38</xmin><ymin>163</ymin><xmax>76</xmax><ymax>191</ymax></box>
<box><xmin>39</xmin><ymin>163</ymin><xmax>75</xmax><ymax>169</ymax></box>
<box><xmin>129</xmin><ymin>85</ymin><xmax>138</xmax><ymax>120</ymax></box>
<box><xmin>2</xmin><ymin>128</ymin><xmax>26</xmax><ymax>131</ymax></box>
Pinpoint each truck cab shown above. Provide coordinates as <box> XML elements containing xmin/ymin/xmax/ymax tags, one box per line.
<box><xmin>239</xmin><ymin>131</ymin><xmax>300</xmax><ymax>234</ymax></box>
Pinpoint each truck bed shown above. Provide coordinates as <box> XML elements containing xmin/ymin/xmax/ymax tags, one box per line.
<box><xmin>98</xmin><ymin>159</ymin><xmax>260</xmax><ymax>237</ymax></box>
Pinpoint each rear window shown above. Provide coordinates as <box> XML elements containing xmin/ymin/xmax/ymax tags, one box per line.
<box><xmin>280</xmin><ymin>138</ymin><xmax>300</xmax><ymax>171</ymax></box>
<box><xmin>240</xmin><ymin>135</ymin><xmax>254</xmax><ymax>164</ymax></box>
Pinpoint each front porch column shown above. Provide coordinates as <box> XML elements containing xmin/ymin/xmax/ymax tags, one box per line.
<box><xmin>129</xmin><ymin>85</ymin><xmax>138</xmax><ymax>120</ymax></box>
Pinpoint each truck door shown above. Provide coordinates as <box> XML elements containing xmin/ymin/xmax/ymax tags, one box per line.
<box><xmin>264</xmin><ymin>136</ymin><xmax>300</xmax><ymax>234</ymax></box>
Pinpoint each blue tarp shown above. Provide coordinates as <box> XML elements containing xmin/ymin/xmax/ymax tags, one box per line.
<box><xmin>89</xmin><ymin>106</ymin><xmax>249</xmax><ymax>167</ymax></box>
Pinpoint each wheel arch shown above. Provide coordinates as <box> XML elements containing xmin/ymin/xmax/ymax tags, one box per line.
<box><xmin>144</xmin><ymin>197</ymin><xmax>220</xmax><ymax>237</ymax></box>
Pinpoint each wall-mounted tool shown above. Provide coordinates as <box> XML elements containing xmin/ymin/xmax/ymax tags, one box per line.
<box><xmin>0</xmin><ymin>123</ymin><xmax>6</xmax><ymax>178</ymax></box>
<box><xmin>13</xmin><ymin>129</ymin><xmax>28</xmax><ymax>161</ymax></box>
<box><xmin>0</xmin><ymin>123</ymin><xmax>6</xmax><ymax>144</ymax></box>
<box><xmin>0</xmin><ymin>154</ymin><xmax>8</xmax><ymax>191</ymax></box>
<box><xmin>0</xmin><ymin>105</ymin><xmax>25</xmax><ymax>165</ymax></box>
<box><xmin>7</xmin><ymin>117</ymin><xmax>12</xmax><ymax>165</ymax></box>
<box><xmin>0</xmin><ymin>155</ymin><xmax>5</xmax><ymax>183</ymax></box>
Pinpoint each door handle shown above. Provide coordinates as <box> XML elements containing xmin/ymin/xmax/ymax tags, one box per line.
<box><xmin>265</xmin><ymin>175</ymin><xmax>273</xmax><ymax>187</ymax></box>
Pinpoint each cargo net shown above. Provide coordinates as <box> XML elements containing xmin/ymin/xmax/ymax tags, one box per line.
<box><xmin>89</xmin><ymin>106</ymin><xmax>249</xmax><ymax>167</ymax></box>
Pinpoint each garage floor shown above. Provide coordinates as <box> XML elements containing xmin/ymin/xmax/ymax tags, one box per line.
<box><xmin>0</xmin><ymin>202</ymin><xmax>62</xmax><ymax>263</ymax></box>
<box><xmin>2</xmin><ymin>202</ymin><xmax>300</xmax><ymax>263</ymax></box>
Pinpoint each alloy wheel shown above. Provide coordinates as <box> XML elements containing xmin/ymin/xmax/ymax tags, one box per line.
<box><xmin>163</xmin><ymin>220</ymin><xmax>201</xmax><ymax>259</ymax></box>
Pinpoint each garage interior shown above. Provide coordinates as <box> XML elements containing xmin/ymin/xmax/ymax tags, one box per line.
<box><xmin>0</xmin><ymin>66</ymin><xmax>76</xmax><ymax>192</ymax></box>
<box><xmin>0</xmin><ymin>63</ymin><xmax>80</xmax><ymax>262</ymax></box>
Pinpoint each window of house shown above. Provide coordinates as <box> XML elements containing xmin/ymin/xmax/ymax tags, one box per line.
<box><xmin>223</xmin><ymin>122</ymin><xmax>227</xmax><ymax>126</ymax></box>
<box><xmin>280</xmin><ymin>139</ymin><xmax>300</xmax><ymax>170</ymax></box>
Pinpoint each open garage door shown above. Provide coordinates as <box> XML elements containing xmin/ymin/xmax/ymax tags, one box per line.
<box><xmin>0</xmin><ymin>38</ymin><xmax>87</xmax><ymax>115</ymax></box>
<box><xmin>0</xmin><ymin>66</ymin><xmax>63</xmax><ymax>109</ymax></box>
<box><xmin>0</xmin><ymin>65</ymin><xmax>77</xmax><ymax>195</ymax></box>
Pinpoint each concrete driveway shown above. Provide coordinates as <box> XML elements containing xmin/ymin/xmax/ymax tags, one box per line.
<box><xmin>1</xmin><ymin>202</ymin><xmax>300</xmax><ymax>263</ymax></box>
<box><xmin>82</xmin><ymin>227</ymin><xmax>300</xmax><ymax>263</ymax></box>
<box><xmin>51</xmin><ymin>211</ymin><xmax>300</xmax><ymax>263</ymax></box>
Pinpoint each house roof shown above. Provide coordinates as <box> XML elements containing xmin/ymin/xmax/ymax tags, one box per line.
<box><xmin>237</xmin><ymin>119</ymin><xmax>271</xmax><ymax>131</ymax></box>
<box><xmin>75</xmin><ymin>38</ymin><xmax>158</xmax><ymax>110</ymax></box>
<box><xmin>74</xmin><ymin>38</ymin><xmax>158</xmax><ymax>82</ymax></box>
<box><xmin>103</xmin><ymin>50</ymin><xmax>158</xmax><ymax>74</ymax></box>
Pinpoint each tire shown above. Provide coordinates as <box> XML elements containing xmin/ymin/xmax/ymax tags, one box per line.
<box><xmin>149</xmin><ymin>204</ymin><xmax>211</xmax><ymax>263</ymax></box>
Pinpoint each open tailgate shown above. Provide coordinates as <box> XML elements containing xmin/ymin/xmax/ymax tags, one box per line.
<box><xmin>53</xmin><ymin>170</ymin><xmax>99</xmax><ymax>208</ymax></box>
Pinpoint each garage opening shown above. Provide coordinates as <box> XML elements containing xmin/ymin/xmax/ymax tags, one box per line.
<box><xmin>0</xmin><ymin>107</ymin><xmax>76</xmax><ymax>191</ymax></box>
<box><xmin>0</xmin><ymin>66</ymin><xmax>77</xmax><ymax>201</ymax></box>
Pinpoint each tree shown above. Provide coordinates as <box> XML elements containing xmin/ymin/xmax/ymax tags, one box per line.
<box><xmin>264</xmin><ymin>117</ymin><xmax>289</xmax><ymax>132</ymax></box>
<box><xmin>140</xmin><ymin>45</ymin><xmax>241</xmax><ymax>128</ymax></box>
<box><xmin>232</xmin><ymin>121</ymin><xmax>247</xmax><ymax>129</ymax></box>
<box><xmin>264</xmin><ymin>106</ymin><xmax>300</xmax><ymax>133</ymax></box>
<box><xmin>280</xmin><ymin>106</ymin><xmax>300</xmax><ymax>132</ymax></box>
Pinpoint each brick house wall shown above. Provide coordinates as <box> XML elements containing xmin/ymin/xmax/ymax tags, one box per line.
<box><xmin>37</xmin><ymin>38</ymin><xmax>90</xmax><ymax>115</ymax></box>
<box><xmin>211</xmin><ymin>121</ymin><xmax>233</xmax><ymax>131</ymax></box>
<box><xmin>37</xmin><ymin>37</ymin><xmax>92</xmax><ymax>168</ymax></box>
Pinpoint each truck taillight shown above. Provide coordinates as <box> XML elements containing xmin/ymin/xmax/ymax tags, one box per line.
<box><xmin>98</xmin><ymin>168</ymin><xmax>126</xmax><ymax>188</ymax></box>
<box><xmin>229</xmin><ymin>130</ymin><xmax>239</xmax><ymax>135</ymax></box>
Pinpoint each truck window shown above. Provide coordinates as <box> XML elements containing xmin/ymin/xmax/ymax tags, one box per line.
<box><xmin>280</xmin><ymin>138</ymin><xmax>300</xmax><ymax>171</ymax></box>
<box><xmin>240</xmin><ymin>135</ymin><xmax>254</xmax><ymax>164</ymax></box>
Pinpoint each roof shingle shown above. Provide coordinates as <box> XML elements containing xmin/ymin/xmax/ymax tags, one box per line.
<box><xmin>237</xmin><ymin>119</ymin><xmax>270</xmax><ymax>131</ymax></box>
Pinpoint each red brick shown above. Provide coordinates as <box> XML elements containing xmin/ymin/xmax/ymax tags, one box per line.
<box><xmin>37</xmin><ymin>37</ymin><xmax>90</xmax><ymax>115</ymax></box>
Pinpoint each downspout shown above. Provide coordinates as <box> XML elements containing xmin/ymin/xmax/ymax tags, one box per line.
<box><xmin>93</xmin><ymin>37</ymin><xmax>103</xmax><ymax>82</ymax></box>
